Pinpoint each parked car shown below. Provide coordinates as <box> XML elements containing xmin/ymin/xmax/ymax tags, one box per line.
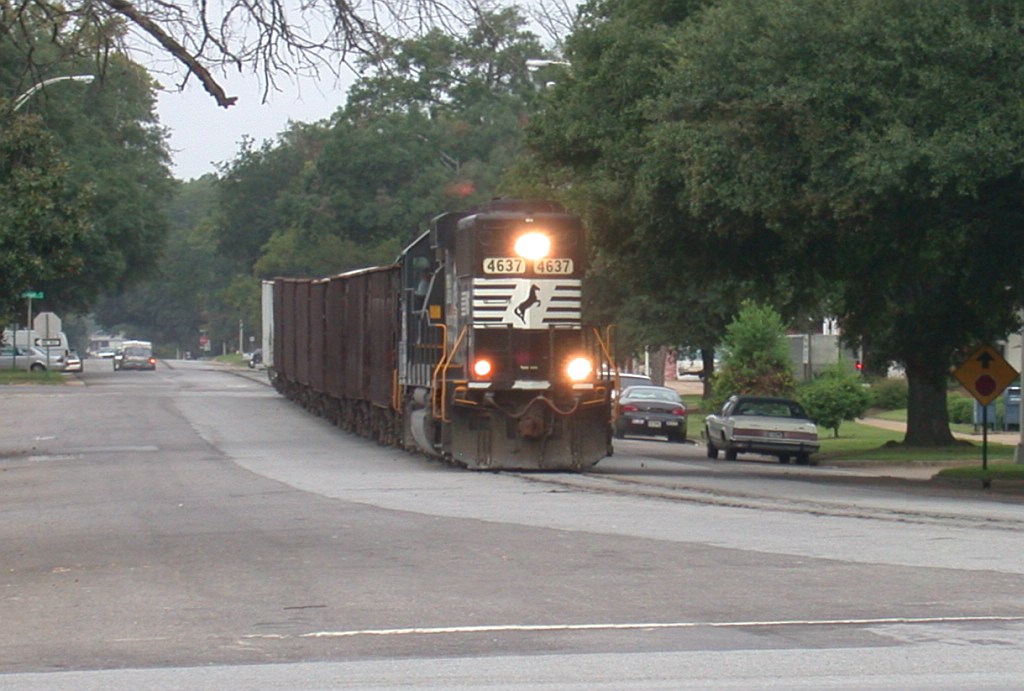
<box><xmin>63</xmin><ymin>349</ymin><xmax>83</xmax><ymax>373</ymax></box>
<box><xmin>614</xmin><ymin>385</ymin><xmax>688</xmax><ymax>442</ymax></box>
<box><xmin>0</xmin><ymin>345</ymin><xmax>58</xmax><ymax>372</ymax></box>
<box><xmin>704</xmin><ymin>395</ymin><xmax>819</xmax><ymax>465</ymax></box>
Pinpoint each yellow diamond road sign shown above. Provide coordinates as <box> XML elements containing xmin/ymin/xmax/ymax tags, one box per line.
<box><xmin>953</xmin><ymin>345</ymin><xmax>1019</xmax><ymax>406</ymax></box>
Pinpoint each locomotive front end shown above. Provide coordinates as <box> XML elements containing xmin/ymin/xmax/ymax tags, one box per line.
<box><xmin>405</xmin><ymin>199</ymin><xmax>613</xmax><ymax>470</ymax></box>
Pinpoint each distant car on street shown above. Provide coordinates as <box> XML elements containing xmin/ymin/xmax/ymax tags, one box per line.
<box><xmin>114</xmin><ymin>341</ymin><xmax>156</xmax><ymax>371</ymax></box>
<box><xmin>704</xmin><ymin>395</ymin><xmax>819</xmax><ymax>465</ymax></box>
<box><xmin>614</xmin><ymin>385</ymin><xmax>688</xmax><ymax>443</ymax></box>
<box><xmin>63</xmin><ymin>349</ymin><xmax>83</xmax><ymax>373</ymax></box>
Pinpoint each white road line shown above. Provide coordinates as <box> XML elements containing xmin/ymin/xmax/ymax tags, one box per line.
<box><xmin>238</xmin><ymin>615</ymin><xmax>1024</xmax><ymax>640</ymax></box>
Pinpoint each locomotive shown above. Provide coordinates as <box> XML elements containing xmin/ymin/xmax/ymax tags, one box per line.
<box><xmin>264</xmin><ymin>198</ymin><xmax>615</xmax><ymax>470</ymax></box>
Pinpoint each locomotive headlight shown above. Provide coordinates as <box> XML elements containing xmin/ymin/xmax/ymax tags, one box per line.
<box><xmin>472</xmin><ymin>358</ymin><xmax>493</xmax><ymax>379</ymax></box>
<box><xmin>566</xmin><ymin>356</ymin><xmax>593</xmax><ymax>382</ymax></box>
<box><xmin>514</xmin><ymin>231</ymin><xmax>551</xmax><ymax>260</ymax></box>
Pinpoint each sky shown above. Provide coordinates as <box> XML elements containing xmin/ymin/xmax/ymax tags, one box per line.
<box><xmin>157</xmin><ymin>71</ymin><xmax>354</xmax><ymax>181</ymax></box>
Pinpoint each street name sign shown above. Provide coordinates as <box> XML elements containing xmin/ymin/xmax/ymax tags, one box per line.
<box><xmin>953</xmin><ymin>344</ymin><xmax>1019</xmax><ymax>406</ymax></box>
<box><xmin>20</xmin><ymin>290</ymin><xmax>43</xmax><ymax>299</ymax></box>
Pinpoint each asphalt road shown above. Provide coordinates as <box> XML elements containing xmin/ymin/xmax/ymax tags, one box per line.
<box><xmin>1</xmin><ymin>359</ymin><xmax>1023</xmax><ymax>689</ymax></box>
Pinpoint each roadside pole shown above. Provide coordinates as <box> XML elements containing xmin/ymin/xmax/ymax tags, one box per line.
<box><xmin>1017</xmin><ymin>329</ymin><xmax>1024</xmax><ymax>464</ymax></box>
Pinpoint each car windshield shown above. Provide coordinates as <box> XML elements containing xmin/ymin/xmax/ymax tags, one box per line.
<box><xmin>124</xmin><ymin>347</ymin><xmax>150</xmax><ymax>357</ymax></box>
<box><xmin>622</xmin><ymin>386</ymin><xmax>681</xmax><ymax>403</ymax></box>
<box><xmin>734</xmin><ymin>400</ymin><xmax>807</xmax><ymax>419</ymax></box>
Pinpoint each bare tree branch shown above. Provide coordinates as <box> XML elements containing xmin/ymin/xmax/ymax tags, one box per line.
<box><xmin>1</xmin><ymin>0</ymin><xmax>510</xmax><ymax>108</ymax></box>
<box><xmin>100</xmin><ymin>0</ymin><xmax>238</xmax><ymax>106</ymax></box>
<box><xmin>524</xmin><ymin>0</ymin><xmax>577</xmax><ymax>51</ymax></box>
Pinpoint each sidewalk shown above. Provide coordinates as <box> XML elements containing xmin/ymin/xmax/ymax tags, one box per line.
<box><xmin>858</xmin><ymin>417</ymin><xmax>1021</xmax><ymax>447</ymax></box>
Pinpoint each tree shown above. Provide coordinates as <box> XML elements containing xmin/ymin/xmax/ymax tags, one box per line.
<box><xmin>519</xmin><ymin>0</ymin><xmax>769</xmax><ymax>395</ymax></box>
<box><xmin>0</xmin><ymin>116</ymin><xmax>91</xmax><ymax>325</ymax></box>
<box><xmin>528</xmin><ymin>0</ymin><xmax>1024</xmax><ymax>446</ymax></box>
<box><xmin>215</xmin><ymin>132</ymin><xmax>315</xmax><ymax>270</ymax></box>
<box><xmin>0</xmin><ymin>20</ymin><xmax>174</xmax><ymax>327</ymax></box>
<box><xmin>46</xmin><ymin>56</ymin><xmax>174</xmax><ymax>308</ymax></box>
<box><xmin>710</xmin><ymin>301</ymin><xmax>797</xmax><ymax>410</ymax></box>
<box><xmin>244</xmin><ymin>7</ymin><xmax>547</xmax><ymax>277</ymax></box>
<box><xmin>651</xmin><ymin>0</ymin><xmax>1024</xmax><ymax>445</ymax></box>
<box><xmin>92</xmin><ymin>176</ymin><xmax>219</xmax><ymax>349</ymax></box>
<box><xmin>799</xmin><ymin>364</ymin><xmax>871</xmax><ymax>439</ymax></box>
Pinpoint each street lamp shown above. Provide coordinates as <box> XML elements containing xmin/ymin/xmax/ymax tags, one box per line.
<box><xmin>10</xmin><ymin>74</ymin><xmax>94</xmax><ymax>113</ymax></box>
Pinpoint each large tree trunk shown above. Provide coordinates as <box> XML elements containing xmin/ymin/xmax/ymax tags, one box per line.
<box><xmin>650</xmin><ymin>346</ymin><xmax>668</xmax><ymax>386</ymax></box>
<box><xmin>701</xmin><ymin>347</ymin><xmax>716</xmax><ymax>400</ymax></box>
<box><xmin>903</xmin><ymin>353</ymin><xmax>956</xmax><ymax>446</ymax></box>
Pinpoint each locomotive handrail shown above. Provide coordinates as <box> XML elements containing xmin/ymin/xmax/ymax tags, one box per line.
<box><xmin>431</xmin><ymin>324</ymin><xmax>468</xmax><ymax>423</ymax></box>
<box><xmin>593</xmin><ymin>324</ymin><xmax>617</xmax><ymax>423</ymax></box>
<box><xmin>592</xmin><ymin>325</ymin><xmax>616</xmax><ymax>376</ymax></box>
<box><xmin>429</xmin><ymin>323</ymin><xmax>448</xmax><ymax>420</ymax></box>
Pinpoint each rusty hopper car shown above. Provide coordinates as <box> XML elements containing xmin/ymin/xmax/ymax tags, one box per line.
<box><xmin>267</xmin><ymin>198</ymin><xmax>614</xmax><ymax>470</ymax></box>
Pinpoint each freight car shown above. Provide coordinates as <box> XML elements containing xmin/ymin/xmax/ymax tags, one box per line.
<box><xmin>265</xmin><ymin>198</ymin><xmax>616</xmax><ymax>470</ymax></box>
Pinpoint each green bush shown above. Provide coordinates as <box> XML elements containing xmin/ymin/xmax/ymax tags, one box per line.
<box><xmin>947</xmin><ymin>395</ymin><xmax>974</xmax><ymax>425</ymax></box>
<box><xmin>869</xmin><ymin>378</ymin><xmax>908</xmax><ymax>410</ymax></box>
<box><xmin>709</xmin><ymin>301</ymin><xmax>796</xmax><ymax>410</ymax></box>
<box><xmin>799</xmin><ymin>364</ymin><xmax>872</xmax><ymax>438</ymax></box>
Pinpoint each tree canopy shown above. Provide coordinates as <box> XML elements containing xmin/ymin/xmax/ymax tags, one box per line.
<box><xmin>0</xmin><ymin>116</ymin><xmax>90</xmax><ymax>324</ymax></box>
<box><xmin>0</xmin><ymin>25</ymin><xmax>172</xmax><ymax>327</ymax></box>
<box><xmin>653</xmin><ymin>0</ymin><xmax>1024</xmax><ymax>444</ymax></box>
<box><xmin>525</xmin><ymin>0</ymin><xmax>1024</xmax><ymax>446</ymax></box>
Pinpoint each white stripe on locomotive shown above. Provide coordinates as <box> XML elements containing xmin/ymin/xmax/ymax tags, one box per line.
<box><xmin>470</xmin><ymin>277</ymin><xmax>582</xmax><ymax>328</ymax></box>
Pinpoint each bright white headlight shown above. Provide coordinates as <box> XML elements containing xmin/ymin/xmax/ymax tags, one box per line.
<box><xmin>566</xmin><ymin>356</ymin><xmax>593</xmax><ymax>382</ymax></box>
<box><xmin>514</xmin><ymin>231</ymin><xmax>551</xmax><ymax>260</ymax></box>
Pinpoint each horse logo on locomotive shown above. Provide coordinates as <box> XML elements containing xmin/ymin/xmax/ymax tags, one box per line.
<box><xmin>266</xmin><ymin>198</ymin><xmax>616</xmax><ymax>470</ymax></box>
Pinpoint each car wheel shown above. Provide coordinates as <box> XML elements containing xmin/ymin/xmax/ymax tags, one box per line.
<box><xmin>795</xmin><ymin>453</ymin><xmax>811</xmax><ymax>466</ymax></box>
<box><xmin>724</xmin><ymin>448</ymin><xmax>738</xmax><ymax>461</ymax></box>
<box><xmin>705</xmin><ymin>430</ymin><xmax>718</xmax><ymax>459</ymax></box>
<box><xmin>30</xmin><ymin>363</ymin><xmax>45</xmax><ymax>372</ymax></box>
